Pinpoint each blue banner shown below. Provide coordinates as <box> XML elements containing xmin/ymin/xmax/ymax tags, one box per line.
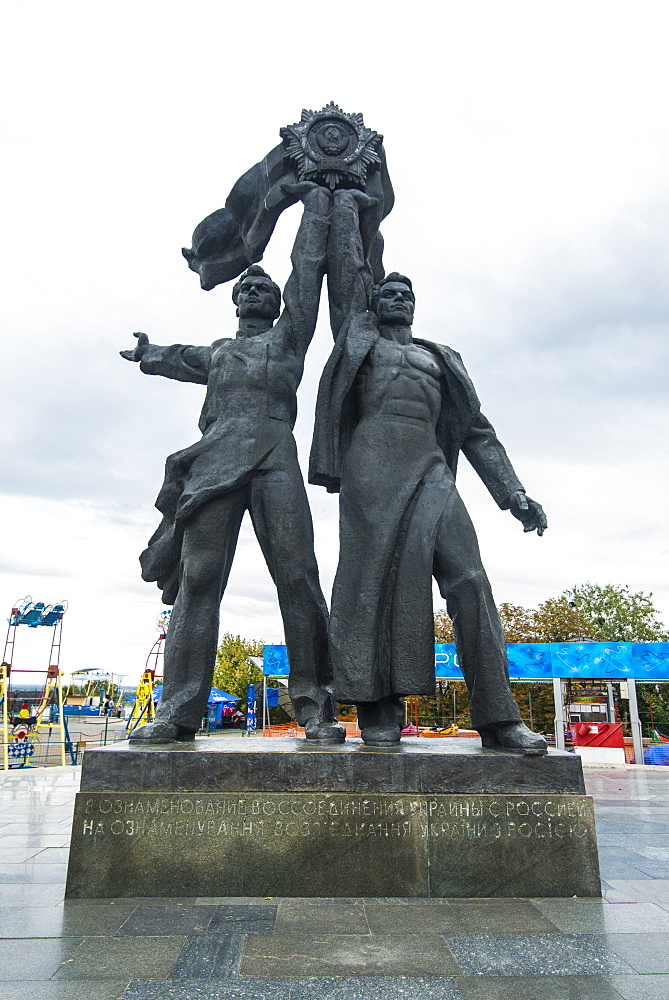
<box><xmin>435</xmin><ymin>644</ymin><xmax>463</xmax><ymax>679</ymax></box>
<box><xmin>263</xmin><ymin>642</ymin><xmax>669</xmax><ymax>680</ymax></box>
<box><xmin>246</xmin><ymin>683</ymin><xmax>256</xmax><ymax>731</ymax></box>
<box><xmin>507</xmin><ymin>643</ymin><xmax>554</xmax><ymax>679</ymax></box>
<box><xmin>631</xmin><ymin>643</ymin><xmax>669</xmax><ymax>680</ymax></box>
<box><xmin>263</xmin><ymin>645</ymin><xmax>290</xmax><ymax>676</ymax></box>
<box><xmin>550</xmin><ymin>643</ymin><xmax>634</xmax><ymax>678</ymax></box>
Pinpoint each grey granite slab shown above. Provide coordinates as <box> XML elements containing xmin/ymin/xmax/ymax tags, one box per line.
<box><xmin>275</xmin><ymin>902</ymin><xmax>369</xmax><ymax>934</ymax></box>
<box><xmin>0</xmin><ymin>863</ymin><xmax>68</xmax><ymax>883</ymax></box>
<box><xmin>169</xmin><ymin>934</ymin><xmax>244</xmax><ymax>978</ymax></box>
<box><xmin>29</xmin><ymin>848</ymin><xmax>71</xmax><ymax>865</ymax></box>
<box><xmin>363</xmin><ymin>902</ymin><xmax>457</xmax><ymax>934</ymax></box>
<box><xmin>428</xmin><ymin>901</ymin><xmax>560</xmax><ymax>934</ymax></box>
<box><xmin>0</xmin><ymin>984</ymin><xmax>130</xmax><ymax>1000</ymax></box>
<box><xmin>79</xmin><ymin>737</ymin><xmax>585</xmax><ymax>795</ymax></box>
<box><xmin>445</xmin><ymin>933</ymin><xmax>635</xmax><ymax>975</ymax></box>
<box><xmin>289</xmin><ymin>978</ymin><xmax>464</xmax><ymax>999</ymax></box>
<box><xmin>239</xmin><ymin>933</ymin><xmax>461</xmax><ymax>976</ymax></box>
<box><xmin>117</xmin><ymin>904</ymin><xmax>217</xmax><ymax>935</ymax></box>
<box><xmin>604</xmin><ymin>932</ymin><xmax>669</xmax><ymax>973</ymax></box>
<box><xmin>0</xmin><ymin>884</ymin><xmax>65</xmax><ymax>907</ymax></box>
<box><xmin>52</xmin><ymin>936</ymin><xmax>186</xmax><ymax>979</ymax></box>
<box><xmin>605</xmin><ymin>880</ymin><xmax>669</xmax><ymax>905</ymax></box>
<box><xmin>122</xmin><ymin>980</ymin><xmax>290</xmax><ymax>999</ymax></box>
<box><xmin>536</xmin><ymin>898</ymin><xmax>669</xmax><ymax>932</ymax></box>
<box><xmin>456</xmin><ymin>976</ymin><xmax>626</xmax><ymax>999</ymax></box>
<box><xmin>607</xmin><ymin>974</ymin><xmax>669</xmax><ymax>998</ymax></box>
<box><xmin>0</xmin><ymin>937</ymin><xmax>82</xmax><ymax>981</ymax></box>
<box><xmin>0</xmin><ymin>903</ymin><xmax>138</xmax><ymax>937</ymax></box>
<box><xmin>209</xmin><ymin>904</ymin><xmax>277</xmax><ymax>934</ymax></box>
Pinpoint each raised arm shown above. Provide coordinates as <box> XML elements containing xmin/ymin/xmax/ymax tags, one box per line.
<box><xmin>120</xmin><ymin>332</ymin><xmax>211</xmax><ymax>385</ymax></box>
<box><xmin>279</xmin><ymin>183</ymin><xmax>332</xmax><ymax>359</ymax></box>
<box><xmin>462</xmin><ymin>411</ymin><xmax>547</xmax><ymax>534</ymax></box>
<box><xmin>326</xmin><ymin>189</ymin><xmax>377</xmax><ymax>340</ymax></box>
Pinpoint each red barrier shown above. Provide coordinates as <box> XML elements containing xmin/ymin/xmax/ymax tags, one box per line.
<box><xmin>575</xmin><ymin>722</ymin><xmax>624</xmax><ymax>748</ymax></box>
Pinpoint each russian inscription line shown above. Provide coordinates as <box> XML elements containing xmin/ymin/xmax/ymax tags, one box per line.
<box><xmin>78</xmin><ymin>794</ymin><xmax>591</xmax><ymax>841</ymax></box>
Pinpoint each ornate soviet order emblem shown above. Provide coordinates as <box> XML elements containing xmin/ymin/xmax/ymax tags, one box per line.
<box><xmin>281</xmin><ymin>103</ymin><xmax>383</xmax><ymax>191</ymax></box>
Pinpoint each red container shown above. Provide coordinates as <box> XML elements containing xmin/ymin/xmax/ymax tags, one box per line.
<box><xmin>575</xmin><ymin>722</ymin><xmax>624</xmax><ymax>748</ymax></box>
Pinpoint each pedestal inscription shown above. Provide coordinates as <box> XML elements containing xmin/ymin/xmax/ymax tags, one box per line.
<box><xmin>66</xmin><ymin>791</ymin><xmax>600</xmax><ymax>899</ymax></box>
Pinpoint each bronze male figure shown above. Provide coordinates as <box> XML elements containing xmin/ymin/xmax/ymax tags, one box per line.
<box><xmin>311</xmin><ymin>202</ymin><xmax>548</xmax><ymax>752</ymax></box>
<box><xmin>122</xmin><ymin>184</ymin><xmax>344</xmax><ymax>744</ymax></box>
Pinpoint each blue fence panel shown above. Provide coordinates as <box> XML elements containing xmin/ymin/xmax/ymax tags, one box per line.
<box><xmin>550</xmin><ymin>642</ymin><xmax>633</xmax><ymax>678</ymax></box>
<box><xmin>263</xmin><ymin>642</ymin><xmax>669</xmax><ymax>679</ymax></box>
<box><xmin>435</xmin><ymin>644</ymin><xmax>463</xmax><ymax>679</ymax></box>
<box><xmin>632</xmin><ymin>643</ymin><xmax>669</xmax><ymax>680</ymax></box>
<box><xmin>507</xmin><ymin>643</ymin><xmax>553</xmax><ymax>678</ymax></box>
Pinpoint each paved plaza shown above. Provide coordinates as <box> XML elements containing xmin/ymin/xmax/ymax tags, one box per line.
<box><xmin>1</xmin><ymin>763</ymin><xmax>669</xmax><ymax>999</ymax></box>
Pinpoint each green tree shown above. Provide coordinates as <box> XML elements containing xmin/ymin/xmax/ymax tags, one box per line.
<box><xmin>435</xmin><ymin>599</ymin><xmax>592</xmax><ymax>644</ymax></box>
<box><xmin>213</xmin><ymin>633</ymin><xmax>264</xmax><ymax>700</ymax></box>
<box><xmin>561</xmin><ymin>583</ymin><xmax>669</xmax><ymax>642</ymax></box>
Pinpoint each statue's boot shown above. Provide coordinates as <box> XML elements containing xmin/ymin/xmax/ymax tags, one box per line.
<box><xmin>358</xmin><ymin>696</ymin><xmax>405</xmax><ymax>747</ymax></box>
<box><xmin>478</xmin><ymin>721</ymin><xmax>547</xmax><ymax>755</ymax></box>
<box><xmin>304</xmin><ymin>721</ymin><xmax>346</xmax><ymax>745</ymax></box>
<box><xmin>128</xmin><ymin>721</ymin><xmax>196</xmax><ymax>744</ymax></box>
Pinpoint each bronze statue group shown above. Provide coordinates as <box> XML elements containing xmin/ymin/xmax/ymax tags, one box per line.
<box><xmin>121</xmin><ymin>106</ymin><xmax>548</xmax><ymax>753</ymax></box>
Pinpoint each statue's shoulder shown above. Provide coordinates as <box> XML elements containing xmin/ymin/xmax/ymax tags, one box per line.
<box><xmin>412</xmin><ymin>338</ymin><xmax>464</xmax><ymax>368</ymax></box>
<box><xmin>211</xmin><ymin>336</ymin><xmax>233</xmax><ymax>348</ymax></box>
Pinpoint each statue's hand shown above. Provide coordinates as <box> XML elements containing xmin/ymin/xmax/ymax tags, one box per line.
<box><xmin>509</xmin><ymin>490</ymin><xmax>547</xmax><ymax>536</ymax></box>
<box><xmin>281</xmin><ymin>181</ymin><xmax>332</xmax><ymax>216</ymax></box>
<box><xmin>333</xmin><ymin>188</ymin><xmax>379</xmax><ymax>212</ymax></box>
<box><xmin>120</xmin><ymin>331</ymin><xmax>150</xmax><ymax>363</ymax></box>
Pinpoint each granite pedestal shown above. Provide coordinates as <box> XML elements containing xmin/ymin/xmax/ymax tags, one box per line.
<box><xmin>66</xmin><ymin>736</ymin><xmax>600</xmax><ymax>899</ymax></box>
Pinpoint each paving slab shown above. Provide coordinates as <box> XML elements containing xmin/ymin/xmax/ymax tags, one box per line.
<box><xmin>52</xmin><ymin>936</ymin><xmax>185</xmax><ymax>979</ymax></box>
<box><xmin>239</xmin><ymin>933</ymin><xmax>461</xmax><ymax>977</ymax></box>
<box><xmin>604</xmin><ymin>932</ymin><xmax>669</xmax><ymax>973</ymax></box>
<box><xmin>289</xmin><ymin>978</ymin><xmax>465</xmax><ymax>999</ymax></box>
<box><xmin>0</xmin><ymin>983</ymin><xmax>129</xmax><ymax>1000</ymax></box>
<box><xmin>536</xmin><ymin>898</ymin><xmax>669</xmax><ymax>932</ymax></box>
<box><xmin>607</xmin><ymin>973</ymin><xmax>669</xmax><ymax>998</ymax></box>
<box><xmin>169</xmin><ymin>934</ymin><xmax>245</xmax><ymax>978</ymax></box>
<box><xmin>456</xmin><ymin>975</ymin><xmax>629</xmax><ymax>999</ymax></box>
<box><xmin>0</xmin><ymin>903</ymin><xmax>138</xmax><ymax>937</ymax></box>
<box><xmin>122</xmin><ymin>979</ymin><xmax>290</xmax><ymax>999</ymax></box>
<box><xmin>445</xmin><ymin>933</ymin><xmax>634</xmax><ymax>975</ymax></box>
<box><xmin>117</xmin><ymin>904</ymin><xmax>217</xmax><ymax>936</ymax></box>
<box><xmin>275</xmin><ymin>903</ymin><xmax>369</xmax><ymax>935</ymax></box>
<box><xmin>0</xmin><ymin>884</ymin><xmax>65</xmax><ymax>907</ymax></box>
<box><xmin>0</xmin><ymin>863</ymin><xmax>68</xmax><ymax>884</ymax></box>
<box><xmin>209</xmin><ymin>903</ymin><xmax>277</xmax><ymax>934</ymax></box>
<box><xmin>0</xmin><ymin>937</ymin><xmax>82</xmax><ymax>981</ymax></box>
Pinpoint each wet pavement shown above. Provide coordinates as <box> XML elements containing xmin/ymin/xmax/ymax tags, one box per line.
<box><xmin>1</xmin><ymin>764</ymin><xmax>668</xmax><ymax>998</ymax></box>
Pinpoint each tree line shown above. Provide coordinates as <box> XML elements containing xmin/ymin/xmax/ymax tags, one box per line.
<box><xmin>214</xmin><ymin>583</ymin><xmax>669</xmax><ymax>733</ymax></box>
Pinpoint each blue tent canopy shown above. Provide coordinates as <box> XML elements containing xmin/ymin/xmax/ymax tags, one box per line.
<box><xmin>152</xmin><ymin>685</ymin><xmax>240</xmax><ymax>704</ymax></box>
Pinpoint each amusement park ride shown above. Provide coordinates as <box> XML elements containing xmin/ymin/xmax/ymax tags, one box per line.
<box><xmin>126</xmin><ymin>610</ymin><xmax>168</xmax><ymax>735</ymax></box>
<box><xmin>0</xmin><ymin>596</ymin><xmax>69</xmax><ymax>769</ymax></box>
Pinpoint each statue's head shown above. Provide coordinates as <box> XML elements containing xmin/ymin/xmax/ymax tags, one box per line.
<box><xmin>370</xmin><ymin>272</ymin><xmax>415</xmax><ymax>327</ymax></box>
<box><xmin>232</xmin><ymin>265</ymin><xmax>281</xmax><ymax>322</ymax></box>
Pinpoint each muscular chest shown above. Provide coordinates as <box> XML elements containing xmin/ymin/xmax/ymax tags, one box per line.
<box><xmin>362</xmin><ymin>340</ymin><xmax>442</xmax><ymax>394</ymax></box>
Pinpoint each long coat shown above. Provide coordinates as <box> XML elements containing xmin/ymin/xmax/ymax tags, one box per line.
<box><xmin>309</xmin><ymin>311</ymin><xmax>524</xmax><ymax>702</ymax></box>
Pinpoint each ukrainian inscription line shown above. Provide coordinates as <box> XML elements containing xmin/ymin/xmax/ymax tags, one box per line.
<box><xmin>78</xmin><ymin>794</ymin><xmax>592</xmax><ymax>842</ymax></box>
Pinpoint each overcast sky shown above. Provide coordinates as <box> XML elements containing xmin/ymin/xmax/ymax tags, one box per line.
<box><xmin>2</xmin><ymin>1</ymin><xmax>668</xmax><ymax>684</ymax></box>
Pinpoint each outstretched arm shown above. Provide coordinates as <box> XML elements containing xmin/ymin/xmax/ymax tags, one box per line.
<box><xmin>326</xmin><ymin>189</ymin><xmax>378</xmax><ymax>340</ymax></box>
<box><xmin>120</xmin><ymin>332</ymin><xmax>211</xmax><ymax>385</ymax></box>
<box><xmin>279</xmin><ymin>183</ymin><xmax>332</xmax><ymax>359</ymax></box>
<box><xmin>462</xmin><ymin>411</ymin><xmax>547</xmax><ymax>535</ymax></box>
